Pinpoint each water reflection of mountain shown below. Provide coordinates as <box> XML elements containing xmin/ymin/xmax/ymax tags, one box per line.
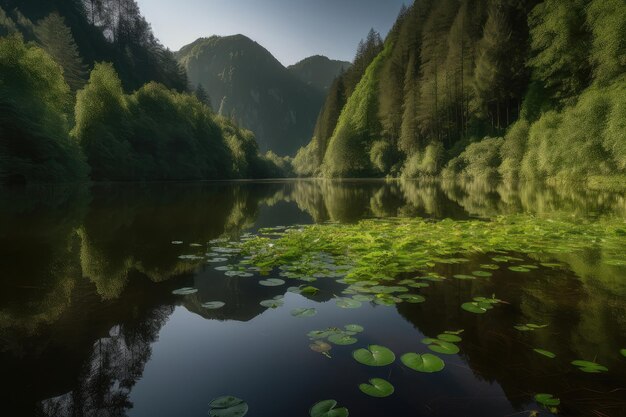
<box><xmin>1</xmin><ymin>180</ymin><xmax>624</xmax><ymax>416</ymax></box>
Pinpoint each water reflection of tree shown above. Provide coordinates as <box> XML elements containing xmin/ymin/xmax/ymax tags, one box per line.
<box><xmin>39</xmin><ymin>305</ymin><xmax>174</xmax><ymax>417</ymax></box>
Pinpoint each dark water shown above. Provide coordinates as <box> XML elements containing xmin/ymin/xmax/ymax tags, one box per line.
<box><xmin>1</xmin><ymin>180</ymin><xmax>625</xmax><ymax>417</ymax></box>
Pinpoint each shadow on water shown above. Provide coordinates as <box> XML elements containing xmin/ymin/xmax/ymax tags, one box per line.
<box><xmin>0</xmin><ymin>179</ymin><xmax>624</xmax><ymax>416</ymax></box>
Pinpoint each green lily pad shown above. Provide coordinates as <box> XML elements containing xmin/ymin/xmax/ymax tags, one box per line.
<box><xmin>301</xmin><ymin>286</ymin><xmax>320</xmax><ymax>295</ymax></box>
<box><xmin>444</xmin><ymin>329</ymin><xmax>464</xmax><ymax>335</ymax></box>
<box><xmin>353</xmin><ymin>345</ymin><xmax>395</xmax><ymax>366</ymax></box>
<box><xmin>515</xmin><ymin>323</ymin><xmax>549</xmax><ymax>331</ymax></box>
<box><xmin>344</xmin><ymin>324</ymin><xmax>364</xmax><ymax>333</ymax></box>
<box><xmin>509</xmin><ymin>266</ymin><xmax>530</xmax><ymax>272</ymax></box>
<box><xmin>437</xmin><ymin>333</ymin><xmax>462</xmax><ymax>343</ymax></box>
<box><xmin>472</xmin><ymin>271</ymin><xmax>493</xmax><ymax>277</ymax></box>
<box><xmin>453</xmin><ymin>274</ymin><xmax>476</xmax><ymax>280</ymax></box>
<box><xmin>352</xmin><ymin>294</ymin><xmax>374</xmax><ymax>302</ymax></box>
<box><xmin>207</xmin><ymin>257</ymin><xmax>229</xmax><ymax>263</ymax></box>
<box><xmin>328</xmin><ymin>334</ymin><xmax>358</xmax><ymax>345</ymax></box>
<box><xmin>480</xmin><ymin>264</ymin><xmax>500</xmax><ymax>270</ymax></box>
<box><xmin>398</xmin><ymin>294</ymin><xmax>426</xmax><ymax>303</ymax></box>
<box><xmin>172</xmin><ymin>287</ymin><xmax>197</xmax><ymax>295</ymax></box>
<box><xmin>259</xmin><ymin>278</ymin><xmax>285</xmax><ymax>287</ymax></box>
<box><xmin>260</xmin><ymin>298</ymin><xmax>284</xmax><ymax>308</ymax></box>
<box><xmin>291</xmin><ymin>308</ymin><xmax>317</xmax><ymax>318</ymax></box>
<box><xmin>336</xmin><ymin>298</ymin><xmax>362</xmax><ymax>309</ymax></box>
<box><xmin>358</xmin><ymin>378</ymin><xmax>394</xmax><ymax>398</ymax></box>
<box><xmin>461</xmin><ymin>302</ymin><xmax>487</xmax><ymax>314</ymax></box>
<box><xmin>422</xmin><ymin>338</ymin><xmax>460</xmax><ymax>355</ymax></box>
<box><xmin>534</xmin><ymin>393</ymin><xmax>560</xmax><ymax>407</ymax></box>
<box><xmin>309</xmin><ymin>400</ymin><xmax>349</xmax><ymax>417</ymax></box>
<box><xmin>401</xmin><ymin>352</ymin><xmax>445</xmax><ymax>373</ymax></box>
<box><xmin>208</xmin><ymin>396</ymin><xmax>248</xmax><ymax>417</ymax></box>
<box><xmin>171</xmin><ymin>241</ymin><xmax>183</xmax><ymax>245</ymax></box>
<box><xmin>202</xmin><ymin>301</ymin><xmax>226</xmax><ymax>309</ymax></box>
<box><xmin>571</xmin><ymin>360</ymin><xmax>608</xmax><ymax>373</ymax></box>
<box><xmin>533</xmin><ymin>348</ymin><xmax>556</xmax><ymax>359</ymax></box>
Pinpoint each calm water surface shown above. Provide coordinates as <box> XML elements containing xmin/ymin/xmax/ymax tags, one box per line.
<box><xmin>1</xmin><ymin>180</ymin><xmax>625</xmax><ymax>417</ymax></box>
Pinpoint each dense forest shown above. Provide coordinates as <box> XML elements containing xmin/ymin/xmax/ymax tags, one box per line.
<box><xmin>293</xmin><ymin>0</ymin><xmax>626</xmax><ymax>185</ymax></box>
<box><xmin>0</xmin><ymin>0</ymin><xmax>287</xmax><ymax>184</ymax></box>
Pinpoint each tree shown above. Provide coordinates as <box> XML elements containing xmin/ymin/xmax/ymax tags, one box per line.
<box><xmin>35</xmin><ymin>12</ymin><xmax>87</xmax><ymax>92</ymax></box>
<box><xmin>527</xmin><ymin>0</ymin><xmax>590</xmax><ymax>102</ymax></box>
<box><xmin>194</xmin><ymin>83</ymin><xmax>212</xmax><ymax>110</ymax></box>
<box><xmin>0</xmin><ymin>35</ymin><xmax>87</xmax><ymax>184</ymax></box>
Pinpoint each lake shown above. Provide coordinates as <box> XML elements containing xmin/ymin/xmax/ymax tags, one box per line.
<box><xmin>1</xmin><ymin>179</ymin><xmax>625</xmax><ymax>417</ymax></box>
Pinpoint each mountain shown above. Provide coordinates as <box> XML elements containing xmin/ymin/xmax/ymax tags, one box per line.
<box><xmin>288</xmin><ymin>55</ymin><xmax>351</xmax><ymax>92</ymax></box>
<box><xmin>176</xmin><ymin>35</ymin><xmax>325</xmax><ymax>155</ymax></box>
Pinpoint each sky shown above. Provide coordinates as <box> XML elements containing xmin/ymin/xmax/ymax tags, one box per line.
<box><xmin>136</xmin><ymin>0</ymin><xmax>408</xmax><ymax>66</ymax></box>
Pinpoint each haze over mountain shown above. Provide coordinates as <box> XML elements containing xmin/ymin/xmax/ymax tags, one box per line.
<box><xmin>177</xmin><ymin>35</ymin><xmax>343</xmax><ymax>155</ymax></box>
<box><xmin>288</xmin><ymin>55</ymin><xmax>351</xmax><ymax>92</ymax></box>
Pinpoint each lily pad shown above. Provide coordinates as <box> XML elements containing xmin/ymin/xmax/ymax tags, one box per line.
<box><xmin>208</xmin><ymin>396</ymin><xmax>248</xmax><ymax>417</ymax></box>
<box><xmin>171</xmin><ymin>241</ymin><xmax>183</xmax><ymax>245</ymax></box>
<box><xmin>336</xmin><ymin>298</ymin><xmax>362</xmax><ymax>309</ymax></box>
<box><xmin>202</xmin><ymin>301</ymin><xmax>226</xmax><ymax>309</ymax></box>
<box><xmin>461</xmin><ymin>302</ymin><xmax>488</xmax><ymax>314</ymax></box>
<box><xmin>309</xmin><ymin>400</ymin><xmax>349</xmax><ymax>417</ymax></box>
<box><xmin>353</xmin><ymin>345</ymin><xmax>395</xmax><ymax>366</ymax></box>
<box><xmin>534</xmin><ymin>393</ymin><xmax>560</xmax><ymax>407</ymax></box>
<box><xmin>453</xmin><ymin>274</ymin><xmax>476</xmax><ymax>280</ymax></box>
<box><xmin>291</xmin><ymin>308</ymin><xmax>317</xmax><ymax>318</ymax></box>
<box><xmin>301</xmin><ymin>286</ymin><xmax>320</xmax><ymax>295</ymax></box>
<box><xmin>207</xmin><ymin>257</ymin><xmax>229</xmax><ymax>263</ymax></box>
<box><xmin>422</xmin><ymin>338</ymin><xmax>460</xmax><ymax>355</ymax></box>
<box><xmin>260</xmin><ymin>298</ymin><xmax>284</xmax><ymax>308</ymax></box>
<box><xmin>172</xmin><ymin>287</ymin><xmax>197</xmax><ymax>295</ymax></box>
<box><xmin>259</xmin><ymin>278</ymin><xmax>285</xmax><ymax>287</ymax></box>
<box><xmin>328</xmin><ymin>334</ymin><xmax>358</xmax><ymax>345</ymax></box>
<box><xmin>344</xmin><ymin>324</ymin><xmax>364</xmax><ymax>333</ymax></box>
<box><xmin>352</xmin><ymin>294</ymin><xmax>374</xmax><ymax>302</ymax></box>
<box><xmin>571</xmin><ymin>360</ymin><xmax>608</xmax><ymax>373</ymax></box>
<box><xmin>310</xmin><ymin>341</ymin><xmax>332</xmax><ymax>353</ymax></box>
<box><xmin>508</xmin><ymin>266</ymin><xmax>530</xmax><ymax>272</ymax></box>
<box><xmin>358</xmin><ymin>378</ymin><xmax>394</xmax><ymax>398</ymax></box>
<box><xmin>437</xmin><ymin>333</ymin><xmax>462</xmax><ymax>343</ymax></box>
<box><xmin>399</xmin><ymin>294</ymin><xmax>426</xmax><ymax>303</ymax></box>
<box><xmin>533</xmin><ymin>348</ymin><xmax>556</xmax><ymax>359</ymax></box>
<box><xmin>472</xmin><ymin>270</ymin><xmax>493</xmax><ymax>277</ymax></box>
<box><xmin>401</xmin><ymin>352</ymin><xmax>445</xmax><ymax>373</ymax></box>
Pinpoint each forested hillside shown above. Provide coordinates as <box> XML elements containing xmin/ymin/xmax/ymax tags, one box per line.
<box><xmin>288</xmin><ymin>55</ymin><xmax>351</xmax><ymax>92</ymax></box>
<box><xmin>0</xmin><ymin>1</ymin><xmax>287</xmax><ymax>184</ymax></box>
<box><xmin>176</xmin><ymin>35</ymin><xmax>325</xmax><ymax>155</ymax></box>
<box><xmin>294</xmin><ymin>0</ymin><xmax>626</xmax><ymax>185</ymax></box>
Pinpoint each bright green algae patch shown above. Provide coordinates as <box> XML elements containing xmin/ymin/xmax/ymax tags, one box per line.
<box><xmin>227</xmin><ymin>215</ymin><xmax>625</xmax><ymax>284</ymax></box>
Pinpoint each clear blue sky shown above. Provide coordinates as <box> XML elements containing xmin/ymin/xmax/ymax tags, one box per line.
<box><xmin>136</xmin><ymin>0</ymin><xmax>409</xmax><ymax>66</ymax></box>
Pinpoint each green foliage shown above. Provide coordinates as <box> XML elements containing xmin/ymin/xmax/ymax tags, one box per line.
<box><xmin>527</xmin><ymin>0</ymin><xmax>590</xmax><ymax>102</ymax></box>
<box><xmin>498</xmin><ymin>119</ymin><xmax>529</xmax><ymax>181</ymax></box>
<box><xmin>293</xmin><ymin>138</ymin><xmax>321</xmax><ymax>177</ymax></box>
<box><xmin>0</xmin><ymin>35</ymin><xmax>87</xmax><ymax>184</ymax></box>
<box><xmin>35</xmin><ymin>12</ymin><xmax>86</xmax><ymax>92</ymax></box>
<box><xmin>446</xmin><ymin>137</ymin><xmax>503</xmax><ymax>180</ymax></box>
<box><xmin>586</xmin><ymin>0</ymin><xmax>626</xmax><ymax>85</ymax></box>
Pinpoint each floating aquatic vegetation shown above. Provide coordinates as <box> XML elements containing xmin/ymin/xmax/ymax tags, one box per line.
<box><xmin>571</xmin><ymin>360</ymin><xmax>608</xmax><ymax>373</ymax></box>
<box><xmin>260</xmin><ymin>296</ymin><xmax>284</xmax><ymax>309</ymax></box>
<box><xmin>461</xmin><ymin>296</ymin><xmax>503</xmax><ymax>314</ymax></box>
<box><xmin>189</xmin><ymin>243</ymin><xmax>203</xmax><ymax>247</ymax></box>
<box><xmin>398</xmin><ymin>294</ymin><xmax>426</xmax><ymax>303</ymax></box>
<box><xmin>202</xmin><ymin>301</ymin><xmax>225</xmax><ymax>309</ymax></box>
<box><xmin>515</xmin><ymin>323</ymin><xmax>549</xmax><ymax>332</ymax></box>
<box><xmin>353</xmin><ymin>345</ymin><xmax>395</xmax><ymax>366</ymax></box>
<box><xmin>422</xmin><ymin>338</ymin><xmax>460</xmax><ymax>355</ymax></box>
<box><xmin>472</xmin><ymin>270</ymin><xmax>492</xmax><ymax>277</ymax></box>
<box><xmin>310</xmin><ymin>340</ymin><xmax>332</xmax><ymax>357</ymax></box>
<box><xmin>309</xmin><ymin>400</ymin><xmax>348</xmax><ymax>417</ymax></box>
<box><xmin>352</xmin><ymin>294</ymin><xmax>374</xmax><ymax>302</ymax></box>
<box><xmin>401</xmin><ymin>353</ymin><xmax>445</xmax><ymax>373</ymax></box>
<box><xmin>178</xmin><ymin>254</ymin><xmax>204</xmax><ymax>260</ymax></box>
<box><xmin>480</xmin><ymin>264</ymin><xmax>500</xmax><ymax>270</ymax></box>
<box><xmin>534</xmin><ymin>393</ymin><xmax>560</xmax><ymax>407</ymax></box>
<box><xmin>533</xmin><ymin>348</ymin><xmax>556</xmax><ymax>358</ymax></box>
<box><xmin>436</xmin><ymin>333</ymin><xmax>462</xmax><ymax>343</ymax></box>
<box><xmin>291</xmin><ymin>308</ymin><xmax>317</xmax><ymax>318</ymax></box>
<box><xmin>328</xmin><ymin>334</ymin><xmax>357</xmax><ymax>345</ymax></box>
<box><xmin>300</xmin><ymin>286</ymin><xmax>320</xmax><ymax>295</ymax></box>
<box><xmin>344</xmin><ymin>324</ymin><xmax>364</xmax><ymax>333</ymax></box>
<box><xmin>259</xmin><ymin>278</ymin><xmax>285</xmax><ymax>287</ymax></box>
<box><xmin>453</xmin><ymin>274</ymin><xmax>475</xmax><ymax>280</ymax></box>
<box><xmin>171</xmin><ymin>241</ymin><xmax>183</xmax><ymax>245</ymax></box>
<box><xmin>358</xmin><ymin>378</ymin><xmax>394</xmax><ymax>398</ymax></box>
<box><xmin>336</xmin><ymin>298</ymin><xmax>362</xmax><ymax>309</ymax></box>
<box><xmin>208</xmin><ymin>396</ymin><xmax>248</xmax><ymax>417</ymax></box>
<box><xmin>207</xmin><ymin>257</ymin><xmax>228</xmax><ymax>263</ymax></box>
<box><xmin>172</xmin><ymin>287</ymin><xmax>197</xmax><ymax>295</ymax></box>
<box><xmin>508</xmin><ymin>266</ymin><xmax>531</xmax><ymax>272</ymax></box>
